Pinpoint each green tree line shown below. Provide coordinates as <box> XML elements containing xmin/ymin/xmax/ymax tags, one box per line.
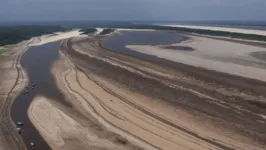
<box><xmin>79</xmin><ymin>28</ymin><xmax>97</xmax><ymax>35</ymax></box>
<box><xmin>100</xmin><ymin>28</ymin><xmax>115</xmax><ymax>35</ymax></box>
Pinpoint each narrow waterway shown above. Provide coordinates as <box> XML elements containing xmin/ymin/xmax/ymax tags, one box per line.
<box><xmin>11</xmin><ymin>41</ymin><xmax>71</xmax><ymax>150</ymax></box>
<box><xmin>10</xmin><ymin>31</ymin><xmax>184</xmax><ymax>149</ymax></box>
<box><xmin>101</xmin><ymin>30</ymin><xmax>183</xmax><ymax>61</ymax></box>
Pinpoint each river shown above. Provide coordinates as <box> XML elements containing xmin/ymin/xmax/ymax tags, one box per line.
<box><xmin>101</xmin><ymin>30</ymin><xmax>183</xmax><ymax>61</ymax></box>
<box><xmin>11</xmin><ymin>41</ymin><xmax>71</xmax><ymax>150</ymax></box>
<box><xmin>10</xmin><ymin>30</ymin><xmax>183</xmax><ymax>149</ymax></box>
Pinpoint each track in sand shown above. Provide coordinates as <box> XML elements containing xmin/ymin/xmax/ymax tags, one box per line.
<box><xmin>54</xmin><ymin>36</ymin><xmax>266</xmax><ymax>150</ymax></box>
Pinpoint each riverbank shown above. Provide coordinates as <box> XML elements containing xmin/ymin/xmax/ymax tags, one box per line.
<box><xmin>0</xmin><ymin>40</ymin><xmax>31</xmax><ymax>150</ymax></box>
<box><xmin>29</xmin><ymin>29</ymin><xmax>83</xmax><ymax>46</ymax></box>
<box><xmin>3</xmin><ymin>29</ymin><xmax>266</xmax><ymax>149</ymax></box>
<box><xmin>127</xmin><ymin>34</ymin><xmax>266</xmax><ymax>82</ymax></box>
<box><xmin>53</xmin><ymin>36</ymin><xmax>266</xmax><ymax>149</ymax></box>
<box><xmin>27</xmin><ymin>46</ymin><xmax>147</xmax><ymax>150</ymax></box>
<box><xmin>0</xmin><ymin>29</ymin><xmax>85</xmax><ymax>150</ymax></box>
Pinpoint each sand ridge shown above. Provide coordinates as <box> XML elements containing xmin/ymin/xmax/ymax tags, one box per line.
<box><xmin>47</xmin><ymin>37</ymin><xmax>266</xmax><ymax>150</ymax></box>
<box><xmin>28</xmin><ymin>96</ymin><xmax>126</xmax><ymax>150</ymax></box>
<box><xmin>30</xmin><ymin>29</ymin><xmax>83</xmax><ymax>46</ymax></box>
<box><xmin>160</xmin><ymin>24</ymin><xmax>266</xmax><ymax>36</ymax></box>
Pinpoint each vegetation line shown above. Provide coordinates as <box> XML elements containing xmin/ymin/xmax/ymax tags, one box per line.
<box><xmin>0</xmin><ymin>25</ymin><xmax>67</xmax><ymax>46</ymax></box>
<box><xmin>100</xmin><ymin>28</ymin><xmax>115</xmax><ymax>35</ymax></box>
<box><xmin>79</xmin><ymin>28</ymin><xmax>97</xmax><ymax>35</ymax></box>
<box><xmin>1</xmin><ymin>23</ymin><xmax>266</xmax><ymax>47</ymax></box>
<box><xmin>87</xmin><ymin>23</ymin><xmax>266</xmax><ymax>41</ymax></box>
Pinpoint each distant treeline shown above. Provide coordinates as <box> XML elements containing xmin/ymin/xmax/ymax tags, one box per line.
<box><xmin>79</xmin><ymin>28</ymin><xmax>114</xmax><ymax>35</ymax></box>
<box><xmin>0</xmin><ymin>25</ymin><xmax>67</xmax><ymax>46</ymax></box>
<box><xmin>1</xmin><ymin>23</ymin><xmax>266</xmax><ymax>47</ymax></box>
<box><xmin>79</xmin><ymin>28</ymin><xmax>97</xmax><ymax>35</ymax></box>
<box><xmin>86</xmin><ymin>23</ymin><xmax>266</xmax><ymax>41</ymax></box>
<box><xmin>100</xmin><ymin>28</ymin><xmax>115</xmax><ymax>35</ymax></box>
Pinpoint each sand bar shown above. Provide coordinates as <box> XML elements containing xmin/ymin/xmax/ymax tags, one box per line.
<box><xmin>127</xmin><ymin>35</ymin><xmax>266</xmax><ymax>82</ymax></box>
<box><xmin>30</xmin><ymin>29</ymin><xmax>83</xmax><ymax>46</ymax></box>
<box><xmin>28</xmin><ymin>96</ymin><xmax>127</xmax><ymax>150</ymax></box>
<box><xmin>57</xmin><ymin>37</ymin><xmax>266</xmax><ymax>150</ymax></box>
<box><xmin>160</xmin><ymin>24</ymin><xmax>266</xmax><ymax>36</ymax></box>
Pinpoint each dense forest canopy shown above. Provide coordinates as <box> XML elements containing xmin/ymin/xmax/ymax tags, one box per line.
<box><xmin>79</xmin><ymin>28</ymin><xmax>97</xmax><ymax>35</ymax></box>
<box><xmin>0</xmin><ymin>25</ymin><xmax>67</xmax><ymax>46</ymax></box>
<box><xmin>100</xmin><ymin>28</ymin><xmax>115</xmax><ymax>35</ymax></box>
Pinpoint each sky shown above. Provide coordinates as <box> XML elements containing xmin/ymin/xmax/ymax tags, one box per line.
<box><xmin>0</xmin><ymin>0</ymin><xmax>266</xmax><ymax>21</ymax></box>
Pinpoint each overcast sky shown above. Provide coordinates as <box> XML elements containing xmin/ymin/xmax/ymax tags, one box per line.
<box><xmin>1</xmin><ymin>0</ymin><xmax>266</xmax><ymax>21</ymax></box>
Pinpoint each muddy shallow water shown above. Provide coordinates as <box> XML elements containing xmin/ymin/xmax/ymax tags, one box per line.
<box><xmin>11</xmin><ymin>41</ymin><xmax>69</xmax><ymax>150</ymax></box>
<box><xmin>101</xmin><ymin>31</ymin><xmax>184</xmax><ymax>60</ymax></box>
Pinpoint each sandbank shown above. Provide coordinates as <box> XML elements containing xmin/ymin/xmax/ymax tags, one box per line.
<box><xmin>126</xmin><ymin>35</ymin><xmax>266</xmax><ymax>82</ymax></box>
<box><xmin>160</xmin><ymin>24</ymin><xmax>266</xmax><ymax>36</ymax></box>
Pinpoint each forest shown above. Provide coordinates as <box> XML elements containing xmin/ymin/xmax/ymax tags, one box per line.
<box><xmin>79</xmin><ymin>28</ymin><xmax>97</xmax><ymax>35</ymax></box>
<box><xmin>0</xmin><ymin>25</ymin><xmax>67</xmax><ymax>46</ymax></box>
<box><xmin>100</xmin><ymin>28</ymin><xmax>115</xmax><ymax>35</ymax></box>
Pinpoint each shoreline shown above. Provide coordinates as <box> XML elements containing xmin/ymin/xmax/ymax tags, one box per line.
<box><xmin>64</xmin><ymin>36</ymin><xmax>266</xmax><ymax>149</ymax></box>
<box><xmin>29</xmin><ymin>29</ymin><xmax>83</xmax><ymax>46</ymax></box>
<box><xmin>160</xmin><ymin>24</ymin><xmax>266</xmax><ymax>36</ymax></box>
<box><xmin>126</xmin><ymin>34</ymin><xmax>266</xmax><ymax>82</ymax></box>
<box><xmin>7</xmin><ymin>30</ymin><xmax>85</xmax><ymax>150</ymax></box>
<box><xmin>0</xmin><ymin>39</ymin><xmax>32</xmax><ymax>150</ymax></box>
<box><xmin>28</xmin><ymin>95</ymin><xmax>133</xmax><ymax>150</ymax></box>
<box><xmin>0</xmin><ymin>29</ymin><xmax>96</xmax><ymax>150</ymax></box>
<box><xmin>2</xmin><ymin>29</ymin><xmax>266</xmax><ymax>149</ymax></box>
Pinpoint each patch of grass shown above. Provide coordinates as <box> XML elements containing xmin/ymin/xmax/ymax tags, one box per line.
<box><xmin>0</xmin><ymin>44</ymin><xmax>16</xmax><ymax>57</ymax></box>
<box><xmin>79</xmin><ymin>28</ymin><xmax>97</xmax><ymax>35</ymax></box>
<box><xmin>100</xmin><ymin>28</ymin><xmax>115</xmax><ymax>35</ymax></box>
<box><xmin>0</xmin><ymin>48</ymin><xmax>8</xmax><ymax>56</ymax></box>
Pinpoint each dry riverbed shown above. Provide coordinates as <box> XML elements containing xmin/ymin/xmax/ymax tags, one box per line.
<box><xmin>0</xmin><ymin>41</ymin><xmax>30</xmax><ymax>150</ymax></box>
<box><xmin>3</xmin><ymin>29</ymin><xmax>266</xmax><ymax>150</ymax></box>
<box><xmin>0</xmin><ymin>30</ymin><xmax>87</xmax><ymax>150</ymax></box>
<box><xmin>28</xmin><ymin>35</ymin><xmax>266</xmax><ymax>150</ymax></box>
